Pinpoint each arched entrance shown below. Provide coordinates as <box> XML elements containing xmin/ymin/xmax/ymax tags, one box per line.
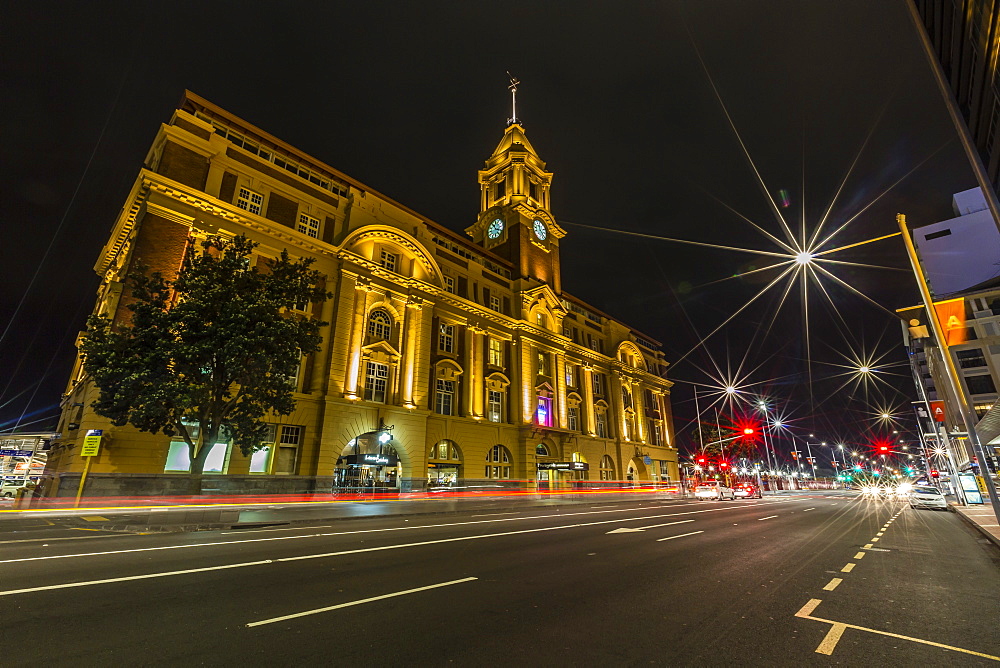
<box><xmin>627</xmin><ymin>457</ymin><xmax>648</xmax><ymax>487</ymax></box>
<box><xmin>334</xmin><ymin>431</ymin><xmax>401</xmax><ymax>494</ymax></box>
<box><xmin>427</xmin><ymin>439</ymin><xmax>462</xmax><ymax>489</ymax></box>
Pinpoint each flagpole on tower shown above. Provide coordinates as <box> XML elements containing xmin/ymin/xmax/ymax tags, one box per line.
<box><xmin>507</xmin><ymin>72</ymin><xmax>520</xmax><ymax>125</ymax></box>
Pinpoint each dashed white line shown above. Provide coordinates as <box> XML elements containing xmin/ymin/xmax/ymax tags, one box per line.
<box><xmin>758</xmin><ymin>515</ymin><xmax>778</xmax><ymax>521</ymax></box>
<box><xmin>656</xmin><ymin>531</ymin><xmax>704</xmax><ymax>542</ymax></box>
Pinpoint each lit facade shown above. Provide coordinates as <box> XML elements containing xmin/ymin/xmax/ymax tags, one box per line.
<box><xmin>47</xmin><ymin>92</ymin><xmax>678</xmax><ymax>495</ymax></box>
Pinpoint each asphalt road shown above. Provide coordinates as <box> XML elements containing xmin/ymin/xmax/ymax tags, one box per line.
<box><xmin>2</xmin><ymin>491</ymin><xmax>998</xmax><ymax>666</ymax></box>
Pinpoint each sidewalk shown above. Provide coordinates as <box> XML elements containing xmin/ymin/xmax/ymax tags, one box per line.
<box><xmin>953</xmin><ymin>503</ymin><xmax>1000</xmax><ymax>547</ymax></box>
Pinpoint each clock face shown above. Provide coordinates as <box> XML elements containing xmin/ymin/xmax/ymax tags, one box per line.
<box><xmin>533</xmin><ymin>219</ymin><xmax>547</xmax><ymax>241</ymax></box>
<box><xmin>487</xmin><ymin>218</ymin><xmax>504</xmax><ymax>239</ymax></box>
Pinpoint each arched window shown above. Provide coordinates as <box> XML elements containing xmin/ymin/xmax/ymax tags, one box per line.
<box><xmin>486</xmin><ymin>445</ymin><xmax>512</xmax><ymax>479</ymax></box>
<box><xmin>535</xmin><ymin>443</ymin><xmax>549</xmax><ymax>457</ymax></box>
<box><xmin>430</xmin><ymin>439</ymin><xmax>462</xmax><ymax>462</ymax></box>
<box><xmin>367</xmin><ymin>309</ymin><xmax>393</xmax><ymax>341</ymax></box>
<box><xmin>600</xmin><ymin>455</ymin><xmax>616</xmax><ymax>481</ymax></box>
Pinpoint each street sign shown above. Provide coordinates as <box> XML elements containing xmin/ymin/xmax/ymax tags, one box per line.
<box><xmin>81</xmin><ymin>429</ymin><xmax>103</xmax><ymax>457</ymax></box>
<box><xmin>0</xmin><ymin>449</ymin><xmax>34</xmax><ymax>457</ymax></box>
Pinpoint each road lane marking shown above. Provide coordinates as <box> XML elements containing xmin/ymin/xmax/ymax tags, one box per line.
<box><xmin>246</xmin><ymin>577</ymin><xmax>478</xmax><ymax>627</ymax></box>
<box><xmin>870</xmin><ymin>537</ymin><xmax>879</xmax><ymax>542</ymax></box>
<box><xmin>469</xmin><ymin>512</ymin><xmax>519</xmax><ymax>517</ymax></box>
<box><xmin>0</xmin><ymin>560</ymin><xmax>274</xmax><ymax>597</ymax></box>
<box><xmin>876</xmin><ymin>532</ymin><xmax>884</xmax><ymax>536</ymax></box>
<box><xmin>757</xmin><ymin>515</ymin><xmax>778</xmax><ymax>521</ymax></box>
<box><xmin>0</xmin><ymin>509</ymin><xmax>751</xmax><ymax>593</ymax></box>
<box><xmin>803</xmin><ymin>508</ymin><xmax>815</xmax><ymax>511</ymax></box>
<box><xmin>822</xmin><ymin>578</ymin><xmax>842</xmax><ymax>591</ymax></box>
<box><xmin>656</xmin><ymin>531</ymin><xmax>704</xmax><ymax>542</ymax></box>
<box><xmin>80</xmin><ymin>516</ymin><xmax>108</xmax><ymax>522</ymax></box>
<box><xmin>853</xmin><ymin>552</ymin><xmax>865</xmax><ymax>559</ymax></box>
<box><xmin>795</xmin><ymin>598</ymin><xmax>1000</xmax><ymax>661</ymax></box>
<box><xmin>841</xmin><ymin>563</ymin><xmax>855</xmax><ymax>573</ymax></box>
<box><xmin>816</xmin><ymin>623</ymin><xmax>848</xmax><ymax>654</ymax></box>
<box><xmin>606</xmin><ymin>519</ymin><xmax>694</xmax><ymax>534</ymax></box>
<box><xmin>1</xmin><ymin>503</ymin><xmax>779</xmax><ymax>565</ymax></box>
<box><xmin>863</xmin><ymin>543</ymin><xmax>873</xmax><ymax>549</ymax></box>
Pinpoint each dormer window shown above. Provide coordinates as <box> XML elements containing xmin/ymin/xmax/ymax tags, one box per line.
<box><xmin>379</xmin><ymin>249</ymin><xmax>397</xmax><ymax>272</ymax></box>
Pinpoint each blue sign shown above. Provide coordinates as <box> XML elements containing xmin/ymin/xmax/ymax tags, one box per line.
<box><xmin>643</xmin><ymin>455</ymin><xmax>652</xmax><ymax>465</ymax></box>
<box><xmin>0</xmin><ymin>450</ymin><xmax>33</xmax><ymax>457</ymax></box>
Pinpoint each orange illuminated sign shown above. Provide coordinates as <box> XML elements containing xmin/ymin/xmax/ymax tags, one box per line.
<box><xmin>929</xmin><ymin>400</ymin><xmax>946</xmax><ymax>423</ymax></box>
<box><xmin>933</xmin><ymin>299</ymin><xmax>967</xmax><ymax>345</ymax></box>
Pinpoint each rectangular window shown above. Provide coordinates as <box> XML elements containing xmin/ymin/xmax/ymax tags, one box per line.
<box><xmin>957</xmin><ymin>348</ymin><xmax>988</xmax><ymax>368</ymax></box>
<box><xmin>494</xmin><ymin>179</ymin><xmax>505</xmax><ymax>200</ymax></box>
<box><xmin>568</xmin><ymin>405</ymin><xmax>579</xmax><ymax>431</ymax></box>
<box><xmin>536</xmin><ymin>396</ymin><xmax>553</xmax><ymax>427</ymax></box>
<box><xmin>490</xmin><ymin>294</ymin><xmax>501</xmax><ymax>311</ymax></box>
<box><xmin>296</xmin><ymin>213</ymin><xmax>320</xmax><ymax>238</ymax></box>
<box><xmin>966</xmin><ymin>374</ymin><xmax>997</xmax><ymax>395</ymax></box>
<box><xmin>565</xmin><ymin>364</ymin><xmax>575</xmax><ymax>387</ymax></box>
<box><xmin>595</xmin><ymin>410</ymin><xmax>607</xmax><ymax>438</ymax></box>
<box><xmin>379</xmin><ymin>249</ymin><xmax>398</xmax><ymax>272</ymax></box>
<box><xmin>436</xmin><ymin>379</ymin><xmax>455</xmax><ymax>415</ymax></box>
<box><xmin>488</xmin><ymin>338</ymin><xmax>503</xmax><ymax>366</ymax></box>
<box><xmin>529</xmin><ymin>181</ymin><xmax>539</xmax><ymax>201</ymax></box>
<box><xmin>237</xmin><ymin>187</ymin><xmax>263</xmax><ymax>215</ymax></box>
<box><xmin>488</xmin><ymin>390</ymin><xmax>503</xmax><ymax>422</ymax></box>
<box><xmin>439</xmin><ymin>323</ymin><xmax>455</xmax><ymax>353</ymax></box>
<box><xmin>364</xmin><ymin>362</ymin><xmax>389</xmax><ymax>403</ymax></box>
<box><xmin>444</xmin><ymin>276</ymin><xmax>456</xmax><ymax>293</ymax></box>
<box><xmin>649</xmin><ymin>421</ymin><xmax>661</xmax><ymax>445</ymax></box>
<box><xmin>274</xmin><ymin>425</ymin><xmax>301</xmax><ymax>475</ymax></box>
<box><xmin>593</xmin><ymin>373</ymin><xmax>605</xmax><ymax>396</ymax></box>
<box><xmin>537</xmin><ymin>351</ymin><xmax>549</xmax><ymax>376</ymax></box>
<box><xmin>164</xmin><ymin>441</ymin><xmax>229</xmax><ymax>473</ymax></box>
<box><xmin>563</xmin><ymin>324</ymin><xmax>573</xmax><ymax>340</ymax></box>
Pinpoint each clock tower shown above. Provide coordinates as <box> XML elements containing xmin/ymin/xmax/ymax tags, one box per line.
<box><xmin>466</xmin><ymin>117</ymin><xmax>566</xmax><ymax>293</ymax></box>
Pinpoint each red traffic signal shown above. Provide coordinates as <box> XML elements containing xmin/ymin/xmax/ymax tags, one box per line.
<box><xmin>878</xmin><ymin>445</ymin><xmax>889</xmax><ymax>452</ymax></box>
<box><xmin>930</xmin><ymin>469</ymin><xmax>940</xmax><ymax>478</ymax></box>
<box><xmin>742</xmin><ymin>427</ymin><xmax>755</xmax><ymax>436</ymax></box>
<box><xmin>696</xmin><ymin>456</ymin><xmax>707</xmax><ymax>465</ymax></box>
<box><xmin>719</xmin><ymin>461</ymin><xmax>729</xmax><ymax>469</ymax></box>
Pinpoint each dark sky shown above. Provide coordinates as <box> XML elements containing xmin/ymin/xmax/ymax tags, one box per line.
<box><xmin>1</xmin><ymin>1</ymin><xmax>978</xmax><ymax>455</ymax></box>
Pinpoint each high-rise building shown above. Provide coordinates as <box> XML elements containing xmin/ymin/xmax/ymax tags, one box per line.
<box><xmin>45</xmin><ymin>92</ymin><xmax>679</xmax><ymax>496</ymax></box>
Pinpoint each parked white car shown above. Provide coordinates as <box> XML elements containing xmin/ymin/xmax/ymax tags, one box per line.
<box><xmin>1</xmin><ymin>479</ymin><xmax>28</xmax><ymax>498</ymax></box>
<box><xmin>908</xmin><ymin>485</ymin><xmax>949</xmax><ymax>510</ymax></box>
<box><xmin>694</xmin><ymin>481</ymin><xmax>735</xmax><ymax>500</ymax></box>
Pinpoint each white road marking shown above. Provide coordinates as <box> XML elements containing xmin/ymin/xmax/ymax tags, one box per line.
<box><xmin>822</xmin><ymin>578</ymin><xmax>842</xmax><ymax>591</ymax></box>
<box><xmin>656</xmin><ymin>531</ymin><xmax>704</xmax><ymax>542</ymax></box>
<box><xmin>606</xmin><ymin>519</ymin><xmax>693</xmax><ymax>534</ymax></box>
<box><xmin>246</xmin><ymin>577</ymin><xmax>478</xmax><ymax>627</ymax></box>
<box><xmin>0</xmin><ymin>507</ymin><xmax>757</xmax><ymax>594</ymax></box>
<box><xmin>1</xmin><ymin>502</ymin><xmax>784</xmax><ymax>565</ymax></box>
<box><xmin>469</xmin><ymin>512</ymin><xmax>519</xmax><ymax>517</ymax></box>
<box><xmin>803</xmin><ymin>508</ymin><xmax>815</xmax><ymax>511</ymax></box>
<box><xmin>757</xmin><ymin>515</ymin><xmax>778</xmax><ymax>521</ymax></box>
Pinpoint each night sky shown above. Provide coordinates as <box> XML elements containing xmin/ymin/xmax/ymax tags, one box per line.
<box><xmin>1</xmin><ymin>2</ymin><xmax>979</xmax><ymax>456</ymax></box>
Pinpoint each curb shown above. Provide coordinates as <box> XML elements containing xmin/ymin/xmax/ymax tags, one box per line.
<box><xmin>953</xmin><ymin>507</ymin><xmax>1000</xmax><ymax>549</ymax></box>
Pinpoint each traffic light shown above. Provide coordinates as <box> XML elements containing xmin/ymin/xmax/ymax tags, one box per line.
<box><xmin>878</xmin><ymin>445</ymin><xmax>889</xmax><ymax>453</ymax></box>
<box><xmin>930</xmin><ymin>469</ymin><xmax>940</xmax><ymax>478</ymax></box>
<box><xmin>696</xmin><ymin>456</ymin><xmax>707</xmax><ymax>466</ymax></box>
<box><xmin>742</xmin><ymin>427</ymin><xmax>755</xmax><ymax>436</ymax></box>
<box><xmin>719</xmin><ymin>461</ymin><xmax>729</xmax><ymax>469</ymax></box>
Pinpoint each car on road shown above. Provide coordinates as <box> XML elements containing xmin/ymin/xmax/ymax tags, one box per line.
<box><xmin>908</xmin><ymin>485</ymin><xmax>949</xmax><ymax>510</ymax></box>
<box><xmin>694</xmin><ymin>482</ymin><xmax>735</xmax><ymax>500</ymax></box>
<box><xmin>1</xmin><ymin>479</ymin><xmax>27</xmax><ymax>498</ymax></box>
<box><xmin>733</xmin><ymin>482</ymin><xmax>762</xmax><ymax>499</ymax></box>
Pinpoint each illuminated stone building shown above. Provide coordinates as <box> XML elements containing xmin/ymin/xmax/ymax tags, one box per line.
<box><xmin>48</xmin><ymin>91</ymin><xmax>678</xmax><ymax>495</ymax></box>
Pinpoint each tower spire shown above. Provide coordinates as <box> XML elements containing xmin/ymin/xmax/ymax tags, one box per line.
<box><xmin>506</xmin><ymin>72</ymin><xmax>520</xmax><ymax>126</ymax></box>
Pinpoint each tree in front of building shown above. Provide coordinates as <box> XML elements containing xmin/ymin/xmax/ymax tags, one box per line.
<box><xmin>80</xmin><ymin>235</ymin><xmax>330</xmax><ymax>487</ymax></box>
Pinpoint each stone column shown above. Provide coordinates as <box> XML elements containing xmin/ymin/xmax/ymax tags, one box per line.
<box><xmin>634</xmin><ymin>381</ymin><xmax>647</xmax><ymax>443</ymax></box>
<box><xmin>582</xmin><ymin>365</ymin><xmax>596</xmax><ymax>435</ymax></box>
<box><xmin>554</xmin><ymin>351</ymin><xmax>568</xmax><ymax>429</ymax></box>
<box><xmin>401</xmin><ymin>297</ymin><xmax>424</xmax><ymax>409</ymax></box>
<box><xmin>469</xmin><ymin>326</ymin><xmax>486</xmax><ymax>419</ymax></box>
<box><xmin>343</xmin><ymin>278</ymin><xmax>371</xmax><ymax>399</ymax></box>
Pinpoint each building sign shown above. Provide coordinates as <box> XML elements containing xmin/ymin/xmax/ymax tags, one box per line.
<box><xmin>340</xmin><ymin>453</ymin><xmax>398</xmax><ymax>467</ymax></box>
<box><xmin>537</xmin><ymin>461</ymin><xmax>589</xmax><ymax>471</ymax></box>
<box><xmin>934</xmin><ymin>299</ymin><xmax>967</xmax><ymax>345</ymax></box>
<box><xmin>80</xmin><ymin>429</ymin><xmax>103</xmax><ymax>457</ymax></box>
<box><xmin>0</xmin><ymin>450</ymin><xmax>34</xmax><ymax>458</ymax></box>
<box><xmin>643</xmin><ymin>455</ymin><xmax>652</xmax><ymax>465</ymax></box>
<box><xmin>929</xmin><ymin>400</ymin><xmax>946</xmax><ymax>423</ymax></box>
